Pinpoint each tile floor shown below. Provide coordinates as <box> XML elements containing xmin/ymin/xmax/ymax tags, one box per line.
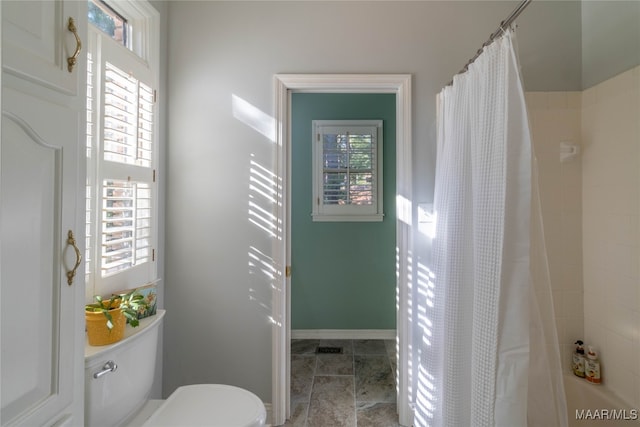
<box><xmin>284</xmin><ymin>339</ymin><xmax>401</xmax><ymax>427</ymax></box>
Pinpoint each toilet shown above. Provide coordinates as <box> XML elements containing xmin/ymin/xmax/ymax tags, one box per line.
<box><xmin>84</xmin><ymin>310</ymin><xmax>266</xmax><ymax>427</ymax></box>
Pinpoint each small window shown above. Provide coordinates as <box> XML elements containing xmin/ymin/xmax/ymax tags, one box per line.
<box><xmin>88</xmin><ymin>0</ymin><xmax>129</xmax><ymax>47</ymax></box>
<box><xmin>312</xmin><ymin>120</ymin><xmax>384</xmax><ymax>222</ymax></box>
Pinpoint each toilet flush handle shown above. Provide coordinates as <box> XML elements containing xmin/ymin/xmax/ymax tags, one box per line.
<box><xmin>93</xmin><ymin>360</ymin><xmax>118</xmax><ymax>379</ymax></box>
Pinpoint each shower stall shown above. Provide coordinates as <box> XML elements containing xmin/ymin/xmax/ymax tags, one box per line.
<box><xmin>527</xmin><ymin>64</ymin><xmax>640</xmax><ymax>414</ymax></box>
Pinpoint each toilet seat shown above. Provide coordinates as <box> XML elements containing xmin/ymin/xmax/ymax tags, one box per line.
<box><xmin>141</xmin><ymin>384</ymin><xmax>266</xmax><ymax>427</ymax></box>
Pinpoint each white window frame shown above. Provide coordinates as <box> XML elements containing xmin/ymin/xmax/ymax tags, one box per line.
<box><xmin>312</xmin><ymin>119</ymin><xmax>384</xmax><ymax>222</ymax></box>
<box><xmin>108</xmin><ymin>0</ymin><xmax>159</xmax><ymax>68</ymax></box>
<box><xmin>86</xmin><ymin>0</ymin><xmax>160</xmax><ymax>299</ymax></box>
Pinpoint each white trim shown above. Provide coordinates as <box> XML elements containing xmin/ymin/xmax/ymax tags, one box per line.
<box><xmin>104</xmin><ymin>0</ymin><xmax>160</xmax><ymax>65</ymax></box>
<box><xmin>311</xmin><ymin>214</ymin><xmax>384</xmax><ymax>222</ymax></box>
<box><xmin>263</xmin><ymin>403</ymin><xmax>273</xmax><ymax>427</ymax></box>
<box><xmin>291</xmin><ymin>329</ymin><xmax>396</xmax><ymax>340</ymax></box>
<box><xmin>272</xmin><ymin>74</ymin><xmax>413</xmax><ymax>427</ymax></box>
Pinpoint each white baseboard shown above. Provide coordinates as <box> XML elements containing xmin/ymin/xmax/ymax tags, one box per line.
<box><xmin>264</xmin><ymin>403</ymin><xmax>272</xmax><ymax>427</ymax></box>
<box><xmin>291</xmin><ymin>329</ymin><xmax>396</xmax><ymax>340</ymax></box>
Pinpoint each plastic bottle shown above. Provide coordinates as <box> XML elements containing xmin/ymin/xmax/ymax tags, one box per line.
<box><xmin>585</xmin><ymin>346</ymin><xmax>601</xmax><ymax>384</ymax></box>
<box><xmin>572</xmin><ymin>340</ymin><xmax>585</xmax><ymax>378</ymax></box>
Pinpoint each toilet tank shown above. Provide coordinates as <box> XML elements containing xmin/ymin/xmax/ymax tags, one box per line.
<box><xmin>85</xmin><ymin>309</ymin><xmax>165</xmax><ymax>427</ymax></box>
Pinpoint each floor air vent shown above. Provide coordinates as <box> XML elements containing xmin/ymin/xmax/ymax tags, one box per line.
<box><xmin>316</xmin><ymin>346</ymin><xmax>343</xmax><ymax>354</ymax></box>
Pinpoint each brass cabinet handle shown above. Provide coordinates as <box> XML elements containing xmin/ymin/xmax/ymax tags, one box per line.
<box><xmin>67</xmin><ymin>17</ymin><xmax>82</xmax><ymax>73</ymax></box>
<box><xmin>66</xmin><ymin>230</ymin><xmax>82</xmax><ymax>285</ymax></box>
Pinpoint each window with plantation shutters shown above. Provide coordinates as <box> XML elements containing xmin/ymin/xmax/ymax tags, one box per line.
<box><xmin>103</xmin><ymin>62</ymin><xmax>154</xmax><ymax>167</ymax></box>
<box><xmin>312</xmin><ymin>120</ymin><xmax>384</xmax><ymax>222</ymax></box>
<box><xmin>96</xmin><ymin>60</ymin><xmax>155</xmax><ymax>288</ymax></box>
<box><xmin>86</xmin><ymin>0</ymin><xmax>159</xmax><ymax>297</ymax></box>
<box><xmin>101</xmin><ymin>179</ymin><xmax>152</xmax><ymax>276</ymax></box>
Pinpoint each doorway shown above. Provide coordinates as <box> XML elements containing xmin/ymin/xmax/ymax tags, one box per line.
<box><xmin>272</xmin><ymin>74</ymin><xmax>413</xmax><ymax>427</ymax></box>
<box><xmin>290</xmin><ymin>93</ymin><xmax>396</xmax><ymax>334</ymax></box>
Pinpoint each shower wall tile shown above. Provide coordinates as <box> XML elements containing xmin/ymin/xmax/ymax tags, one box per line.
<box><xmin>566</xmin><ymin>92</ymin><xmax>582</xmax><ymax>109</ymax></box>
<box><xmin>526</xmin><ymin>90</ymin><xmax>584</xmax><ymax>375</ymax></box>
<box><xmin>597</xmin><ymin>67</ymin><xmax>635</xmax><ymax>100</ymax></box>
<box><xmin>525</xmin><ymin>92</ymin><xmax>548</xmax><ymax>109</ymax></box>
<box><xmin>563</xmin><ymin>291</ymin><xmax>583</xmax><ymax>319</ymax></box>
<box><xmin>582</xmin><ymin>64</ymin><xmax>640</xmax><ymax>409</ymax></box>
<box><xmin>562</xmin><ymin>263</ymin><xmax>583</xmax><ymax>290</ymax></box>
<box><xmin>614</xmin><ymin>274</ymin><xmax>639</xmax><ymax>309</ymax></box>
<box><xmin>547</xmin><ymin>92</ymin><xmax>569</xmax><ymax>109</ymax></box>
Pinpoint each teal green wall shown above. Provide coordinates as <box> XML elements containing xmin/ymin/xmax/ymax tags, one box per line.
<box><xmin>291</xmin><ymin>93</ymin><xmax>396</xmax><ymax>330</ymax></box>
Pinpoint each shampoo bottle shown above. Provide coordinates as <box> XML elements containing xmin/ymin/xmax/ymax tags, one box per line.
<box><xmin>585</xmin><ymin>346</ymin><xmax>601</xmax><ymax>384</ymax></box>
<box><xmin>572</xmin><ymin>340</ymin><xmax>585</xmax><ymax>378</ymax></box>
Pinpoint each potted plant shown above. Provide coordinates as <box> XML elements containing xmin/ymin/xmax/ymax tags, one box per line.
<box><xmin>85</xmin><ymin>289</ymin><xmax>149</xmax><ymax>346</ymax></box>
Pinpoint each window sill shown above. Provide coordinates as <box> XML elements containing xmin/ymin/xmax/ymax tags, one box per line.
<box><xmin>311</xmin><ymin>214</ymin><xmax>384</xmax><ymax>222</ymax></box>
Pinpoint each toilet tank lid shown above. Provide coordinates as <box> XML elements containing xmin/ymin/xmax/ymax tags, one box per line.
<box><xmin>141</xmin><ymin>384</ymin><xmax>266</xmax><ymax>427</ymax></box>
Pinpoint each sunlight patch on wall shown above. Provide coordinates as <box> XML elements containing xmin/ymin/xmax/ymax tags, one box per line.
<box><xmin>396</xmin><ymin>194</ymin><xmax>412</xmax><ymax>226</ymax></box>
<box><xmin>248</xmin><ymin>246</ymin><xmax>277</xmax><ymax>324</ymax></box>
<box><xmin>250</xmin><ymin>160</ymin><xmax>279</xmax><ymax>205</ymax></box>
<box><xmin>247</xmin><ymin>155</ymin><xmax>281</xmax><ymax>239</ymax></box>
<box><xmin>232</xmin><ymin>94</ymin><xmax>276</xmax><ymax>142</ymax></box>
<box><xmin>248</xmin><ymin>245</ymin><xmax>277</xmax><ymax>283</ymax></box>
<box><xmin>246</xmin><ymin>152</ymin><xmax>284</xmax><ymax>329</ymax></box>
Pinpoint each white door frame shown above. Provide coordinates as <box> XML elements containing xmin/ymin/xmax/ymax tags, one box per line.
<box><xmin>272</xmin><ymin>74</ymin><xmax>414</xmax><ymax>426</ymax></box>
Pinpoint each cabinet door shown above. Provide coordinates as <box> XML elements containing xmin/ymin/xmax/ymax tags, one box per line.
<box><xmin>1</xmin><ymin>2</ymin><xmax>86</xmax><ymax>426</ymax></box>
<box><xmin>2</xmin><ymin>0</ymin><xmax>82</xmax><ymax>95</ymax></box>
<box><xmin>1</xmin><ymin>85</ymin><xmax>85</xmax><ymax>427</ymax></box>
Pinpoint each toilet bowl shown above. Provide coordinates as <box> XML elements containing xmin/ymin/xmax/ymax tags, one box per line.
<box><xmin>84</xmin><ymin>310</ymin><xmax>266</xmax><ymax>427</ymax></box>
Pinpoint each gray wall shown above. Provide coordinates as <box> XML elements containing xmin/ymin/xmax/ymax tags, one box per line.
<box><xmin>581</xmin><ymin>1</ymin><xmax>640</xmax><ymax>88</ymax></box>
<box><xmin>162</xmin><ymin>1</ymin><xmax>634</xmax><ymax>403</ymax></box>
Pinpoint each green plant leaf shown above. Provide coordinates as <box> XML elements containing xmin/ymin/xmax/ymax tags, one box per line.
<box><xmin>86</xmin><ymin>288</ymin><xmax>150</xmax><ymax>330</ymax></box>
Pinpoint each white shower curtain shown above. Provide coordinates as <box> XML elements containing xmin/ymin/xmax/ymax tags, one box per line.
<box><xmin>416</xmin><ymin>29</ymin><xmax>567</xmax><ymax>427</ymax></box>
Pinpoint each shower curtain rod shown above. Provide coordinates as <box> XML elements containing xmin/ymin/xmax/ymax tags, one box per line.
<box><xmin>446</xmin><ymin>0</ymin><xmax>533</xmax><ymax>86</ymax></box>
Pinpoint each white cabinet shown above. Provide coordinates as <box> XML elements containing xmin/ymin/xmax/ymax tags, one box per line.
<box><xmin>1</xmin><ymin>1</ymin><xmax>86</xmax><ymax>426</ymax></box>
<box><xmin>2</xmin><ymin>1</ymin><xmax>83</xmax><ymax>95</ymax></box>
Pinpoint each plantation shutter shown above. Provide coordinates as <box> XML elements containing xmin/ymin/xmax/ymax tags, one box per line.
<box><xmin>103</xmin><ymin>62</ymin><xmax>153</xmax><ymax>167</ymax></box>
<box><xmin>312</xmin><ymin>120</ymin><xmax>384</xmax><ymax>222</ymax></box>
<box><xmin>99</xmin><ymin>59</ymin><xmax>155</xmax><ymax>284</ymax></box>
<box><xmin>101</xmin><ymin>179</ymin><xmax>152</xmax><ymax>276</ymax></box>
<box><xmin>86</xmin><ymin>28</ymin><xmax>157</xmax><ymax>293</ymax></box>
<box><xmin>322</xmin><ymin>129</ymin><xmax>376</xmax><ymax>206</ymax></box>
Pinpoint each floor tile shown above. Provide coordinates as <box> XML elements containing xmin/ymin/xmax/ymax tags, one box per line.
<box><xmin>288</xmin><ymin>339</ymin><xmax>399</xmax><ymax>426</ymax></box>
<box><xmin>282</xmin><ymin>401</ymin><xmax>309</xmax><ymax>427</ymax></box>
<box><xmin>291</xmin><ymin>339</ymin><xmax>319</xmax><ymax>354</ymax></box>
<box><xmin>354</xmin><ymin>339</ymin><xmax>388</xmax><ymax>355</ymax></box>
<box><xmin>356</xmin><ymin>402</ymin><xmax>401</xmax><ymax>427</ymax></box>
<box><xmin>384</xmin><ymin>339</ymin><xmax>396</xmax><ymax>358</ymax></box>
<box><xmin>316</xmin><ymin>354</ymin><xmax>354</xmax><ymax>375</ymax></box>
<box><xmin>291</xmin><ymin>354</ymin><xmax>316</xmax><ymax>402</ymax></box>
<box><xmin>354</xmin><ymin>355</ymin><xmax>396</xmax><ymax>403</ymax></box>
<box><xmin>307</xmin><ymin>376</ymin><xmax>356</xmax><ymax>427</ymax></box>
